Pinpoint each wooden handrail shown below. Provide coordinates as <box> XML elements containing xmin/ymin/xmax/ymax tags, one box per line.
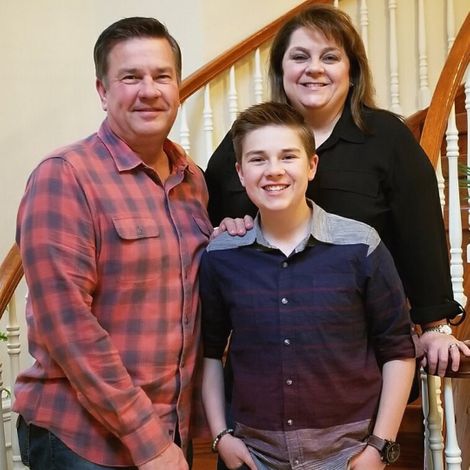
<box><xmin>179</xmin><ymin>0</ymin><xmax>332</xmax><ymax>102</ymax></box>
<box><xmin>420</xmin><ymin>13</ymin><xmax>470</xmax><ymax>169</ymax></box>
<box><xmin>0</xmin><ymin>244</ymin><xmax>23</xmax><ymax>318</ymax></box>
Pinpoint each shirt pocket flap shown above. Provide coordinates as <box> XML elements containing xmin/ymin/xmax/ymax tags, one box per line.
<box><xmin>319</xmin><ymin>170</ymin><xmax>379</xmax><ymax>198</ymax></box>
<box><xmin>112</xmin><ymin>217</ymin><xmax>160</xmax><ymax>240</ymax></box>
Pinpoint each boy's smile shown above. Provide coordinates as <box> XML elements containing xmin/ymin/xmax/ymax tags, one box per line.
<box><xmin>236</xmin><ymin>125</ymin><xmax>317</xmax><ymax>218</ymax></box>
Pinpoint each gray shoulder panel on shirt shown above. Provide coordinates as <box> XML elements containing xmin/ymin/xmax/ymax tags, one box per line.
<box><xmin>206</xmin><ymin>229</ymin><xmax>256</xmax><ymax>252</ymax></box>
<box><xmin>311</xmin><ymin>203</ymin><xmax>381</xmax><ymax>256</ymax></box>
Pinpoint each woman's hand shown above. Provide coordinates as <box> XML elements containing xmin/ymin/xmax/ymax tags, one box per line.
<box><xmin>217</xmin><ymin>434</ymin><xmax>257</xmax><ymax>470</ymax></box>
<box><xmin>420</xmin><ymin>333</ymin><xmax>470</xmax><ymax>376</ymax></box>
<box><xmin>348</xmin><ymin>446</ymin><xmax>385</xmax><ymax>470</ymax></box>
<box><xmin>211</xmin><ymin>215</ymin><xmax>254</xmax><ymax>239</ymax></box>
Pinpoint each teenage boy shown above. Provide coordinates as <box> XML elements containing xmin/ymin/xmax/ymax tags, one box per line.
<box><xmin>200</xmin><ymin>102</ymin><xmax>416</xmax><ymax>470</ymax></box>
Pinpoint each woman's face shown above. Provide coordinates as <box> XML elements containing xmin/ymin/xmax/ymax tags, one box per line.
<box><xmin>281</xmin><ymin>26</ymin><xmax>350</xmax><ymax>123</ymax></box>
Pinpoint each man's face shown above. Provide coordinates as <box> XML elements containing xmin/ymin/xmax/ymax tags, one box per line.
<box><xmin>96</xmin><ymin>37</ymin><xmax>180</xmax><ymax>149</ymax></box>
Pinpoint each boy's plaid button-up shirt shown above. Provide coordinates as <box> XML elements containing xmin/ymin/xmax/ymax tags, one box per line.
<box><xmin>14</xmin><ymin>119</ymin><xmax>211</xmax><ymax>467</ymax></box>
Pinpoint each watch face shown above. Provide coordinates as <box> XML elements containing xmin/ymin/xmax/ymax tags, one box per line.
<box><xmin>385</xmin><ymin>442</ymin><xmax>401</xmax><ymax>463</ymax></box>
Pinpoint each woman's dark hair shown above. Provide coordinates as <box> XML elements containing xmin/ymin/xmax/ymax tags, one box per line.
<box><xmin>269</xmin><ymin>4</ymin><xmax>377</xmax><ymax>131</ymax></box>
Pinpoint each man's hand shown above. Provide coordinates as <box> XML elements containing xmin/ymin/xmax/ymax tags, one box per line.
<box><xmin>212</xmin><ymin>215</ymin><xmax>254</xmax><ymax>239</ymax></box>
<box><xmin>420</xmin><ymin>332</ymin><xmax>470</xmax><ymax>376</ymax></box>
<box><xmin>217</xmin><ymin>434</ymin><xmax>257</xmax><ymax>470</ymax></box>
<box><xmin>348</xmin><ymin>445</ymin><xmax>385</xmax><ymax>470</ymax></box>
<box><xmin>138</xmin><ymin>443</ymin><xmax>188</xmax><ymax>470</ymax></box>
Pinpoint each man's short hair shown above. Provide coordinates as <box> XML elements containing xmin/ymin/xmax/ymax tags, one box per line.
<box><xmin>94</xmin><ymin>17</ymin><xmax>182</xmax><ymax>84</ymax></box>
<box><xmin>231</xmin><ymin>102</ymin><xmax>316</xmax><ymax>164</ymax></box>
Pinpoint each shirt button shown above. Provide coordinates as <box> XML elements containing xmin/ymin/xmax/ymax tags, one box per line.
<box><xmin>136</xmin><ymin>225</ymin><xmax>144</xmax><ymax>236</ymax></box>
<box><xmin>287</xmin><ymin>419</ymin><xmax>293</xmax><ymax>426</ymax></box>
<box><xmin>286</xmin><ymin>379</ymin><xmax>293</xmax><ymax>386</ymax></box>
<box><xmin>283</xmin><ymin>338</ymin><xmax>291</xmax><ymax>346</ymax></box>
<box><xmin>282</xmin><ymin>261</ymin><xmax>288</xmax><ymax>268</ymax></box>
<box><xmin>281</xmin><ymin>297</ymin><xmax>288</xmax><ymax>304</ymax></box>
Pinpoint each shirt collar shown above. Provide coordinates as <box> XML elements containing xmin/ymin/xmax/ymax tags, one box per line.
<box><xmin>317</xmin><ymin>100</ymin><xmax>365</xmax><ymax>152</ymax></box>
<box><xmin>97</xmin><ymin>119</ymin><xmax>193</xmax><ymax>175</ymax></box>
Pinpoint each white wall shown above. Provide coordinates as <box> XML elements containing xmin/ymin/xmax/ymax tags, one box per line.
<box><xmin>0</xmin><ymin>0</ymin><xmax>301</xmax><ymax>259</ymax></box>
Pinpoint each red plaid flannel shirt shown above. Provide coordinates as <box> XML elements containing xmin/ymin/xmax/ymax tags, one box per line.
<box><xmin>14</xmin><ymin>119</ymin><xmax>211</xmax><ymax>466</ymax></box>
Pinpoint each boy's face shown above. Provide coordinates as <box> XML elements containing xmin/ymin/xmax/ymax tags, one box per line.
<box><xmin>236</xmin><ymin>125</ymin><xmax>318</xmax><ymax>216</ymax></box>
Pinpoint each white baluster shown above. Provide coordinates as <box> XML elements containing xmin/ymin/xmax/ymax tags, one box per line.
<box><xmin>7</xmin><ymin>296</ymin><xmax>23</xmax><ymax>469</ymax></box>
<box><xmin>465</xmin><ymin>68</ymin><xmax>470</xmax><ymax>263</ymax></box>
<box><xmin>421</xmin><ymin>369</ymin><xmax>433</xmax><ymax>469</ymax></box>
<box><xmin>0</xmin><ymin>364</ymin><xmax>7</xmax><ymax>470</ymax></box>
<box><xmin>443</xmin><ymin>378</ymin><xmax>462</xmax><ymax>469</ymax></box>
<box><xmin>427</xmin><ymin>375</ymin><xmax>445</xmax><ymax>469</ymax></box>
<box><xmin>436</xmin><ymin>155</ymin><xmax>446</xmax><ymax>214</ymax></box>
<box><xmin>417</xmin><ymin>0</ymin><xmax>430</xmax><ymax>108</ymax></box>
<box><xmin>446</xmin><ymin>106</ymin><xmax>466</xmax><ymax>306</ymax></box>
<box><xmin>228</xmin><ymin>65</ymin><xmax>239</xmax><ymax>124</ymax></box>
<box><xmin>446</xmin><ymin>0</ymin><xmax>455</xmax><ymax>52</ymax></box>
<box><xmin>388</xmin><ymin>0</ymin><xmax>402</xmax><ymax>114</ymax></box>
<box><xmin>203</xmin><ymin>84</ymin><xmax>214</xmax><ymax>166</ymax></box>
<box><xmin>359</xmin><ymin>0</ymin><xmax>369</xmax><ymax>53</ymax></box>
<box><xmin>179</xmin><ymin>103</ymin><xmax>191</xmax><ymax>154</ymax></box>
<box><xmin>333</xmin><ymin>0</ymin><xmax>339</xmax><ymax>8</ymax></box>
<box><xmin>253</xmin><ymin>48</ymin><xmax>263</xmax><ymax>104</ymax></box>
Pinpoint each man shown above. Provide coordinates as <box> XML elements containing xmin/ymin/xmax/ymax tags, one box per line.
<box><xmin>14</xmin><ymin>17</ymin><xmax>211</xmax><ymax>470</ymax></box>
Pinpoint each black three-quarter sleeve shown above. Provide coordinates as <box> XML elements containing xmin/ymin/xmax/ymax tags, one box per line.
<box><xmin>386</xmin><ymin>115</ymin><xmax>461</xmax><ymax>324</ymax></box>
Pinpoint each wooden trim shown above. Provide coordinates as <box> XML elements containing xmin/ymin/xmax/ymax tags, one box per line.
<box><xmin>420</xmin><ymin>13</ymin><xmax>470</xmax><ymax>169</ymax></box>
<box><xmin>0</xmin><ymin>244</ymin><xmax>23</xmax><ymax>319</ymax></box>
<box><xmin>180</xmin><ymin>0</ymin><xmax>332</xmax><ymax>102</ymax></box>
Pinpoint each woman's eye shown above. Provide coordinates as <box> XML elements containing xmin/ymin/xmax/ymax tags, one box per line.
<box><xmin>323</xmin><ymin>54</ymin><xmax>340</xmax><ymax>63</ymax></box>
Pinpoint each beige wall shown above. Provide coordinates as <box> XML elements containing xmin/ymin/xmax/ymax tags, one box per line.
<box><xmin>0</xmin><ymin>0</ymin><xmax>301</xmax><ymax>259</ymax></box>
<box><xmin>1</xmin><ymin>0</ymin><xmax>468</xmax><ymax>258</ymax></box>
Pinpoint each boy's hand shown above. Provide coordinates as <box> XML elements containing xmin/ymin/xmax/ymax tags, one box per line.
<box><xmin>212</xmin><ymin>215</ymin><xmax>254</xmax><ymax>239</ymax></box>
<box><xmin>217</xmin><ymin>434</ymin><xmax>257</xmax><ymax>470</ymax></box>
<box><xmin>348</xmin><ymin>445</ymin><xmax>385</xmax><ymax>470</ymax></box>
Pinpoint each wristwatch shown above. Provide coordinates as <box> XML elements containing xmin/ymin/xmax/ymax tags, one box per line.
<box><xmin>422</xmin><ymin>324</ymin><xmax>452</xmax><ymax>335</ymax></box>
<box><xmin>367</xmin><ymin>434</ymin><xmax>400</xmax><ymax>465</ymax></box>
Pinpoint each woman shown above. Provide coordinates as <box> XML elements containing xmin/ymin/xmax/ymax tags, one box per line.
<box><xmin>205</xmin><ymin>5</ymin><xmax>467</xmax><ymax>379</ymax></box>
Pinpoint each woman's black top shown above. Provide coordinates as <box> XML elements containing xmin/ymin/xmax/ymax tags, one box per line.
<box><xmin>204</xmin><ymin>104</ymin><xmax>461</xmax><ymax>325</ymax></box>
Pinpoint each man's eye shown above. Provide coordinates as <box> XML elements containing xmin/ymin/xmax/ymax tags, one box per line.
<box><xmin>121</xmin><ymin>75</ymin><xmax>139</xmax><ymax>83</ymax></box>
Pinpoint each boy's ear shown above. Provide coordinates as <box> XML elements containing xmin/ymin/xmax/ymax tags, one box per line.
<box><xmin>235</xmin><ymin>162</ymin><xmax>246</xmax><ymax>187</ymax></box>
<box><xmin>308</xmin><ymin>153</ymin><xmax>319</xmax><ymax>181</ymax></box>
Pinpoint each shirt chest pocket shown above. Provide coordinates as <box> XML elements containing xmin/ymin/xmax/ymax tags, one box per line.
<box><xmin>317</xmin><ymin>169</ymin><xmax>380</xmax><ymax>198</ymax></box>
<box><xmin>112</xmin><ymin>217</ymin><xmax>160</xmax><ymax>240</ymax></box>
<box><xmin>110</xmin><ymin>217</ymin><xmax>161</xmax><ymax>282</ymax></box>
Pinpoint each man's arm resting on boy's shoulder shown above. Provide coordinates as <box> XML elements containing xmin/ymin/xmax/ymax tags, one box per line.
<box><xmin>349</xmin><ymin>358</ymin><xmax>415</xmax><ymax>470</ymax></box>
<box><xmin>202</xmin><ymin>358</ymin><xmax>256</xmax><ymax>470</ymax></box>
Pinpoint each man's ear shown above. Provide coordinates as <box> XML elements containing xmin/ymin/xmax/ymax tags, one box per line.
<box><xmin>235</xmin><ymin>162</ymin><xmax>245</xmax><ymax>187</ymax></box>
<box><xmin>308</xmin><ymin>153</ymin><xmax>319</xmax><ymax>181</ymax></box>
<box><xmin>96</xmin><ymin>79</ymin><xmax>108</xmax><ymax>111</ymax></box>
